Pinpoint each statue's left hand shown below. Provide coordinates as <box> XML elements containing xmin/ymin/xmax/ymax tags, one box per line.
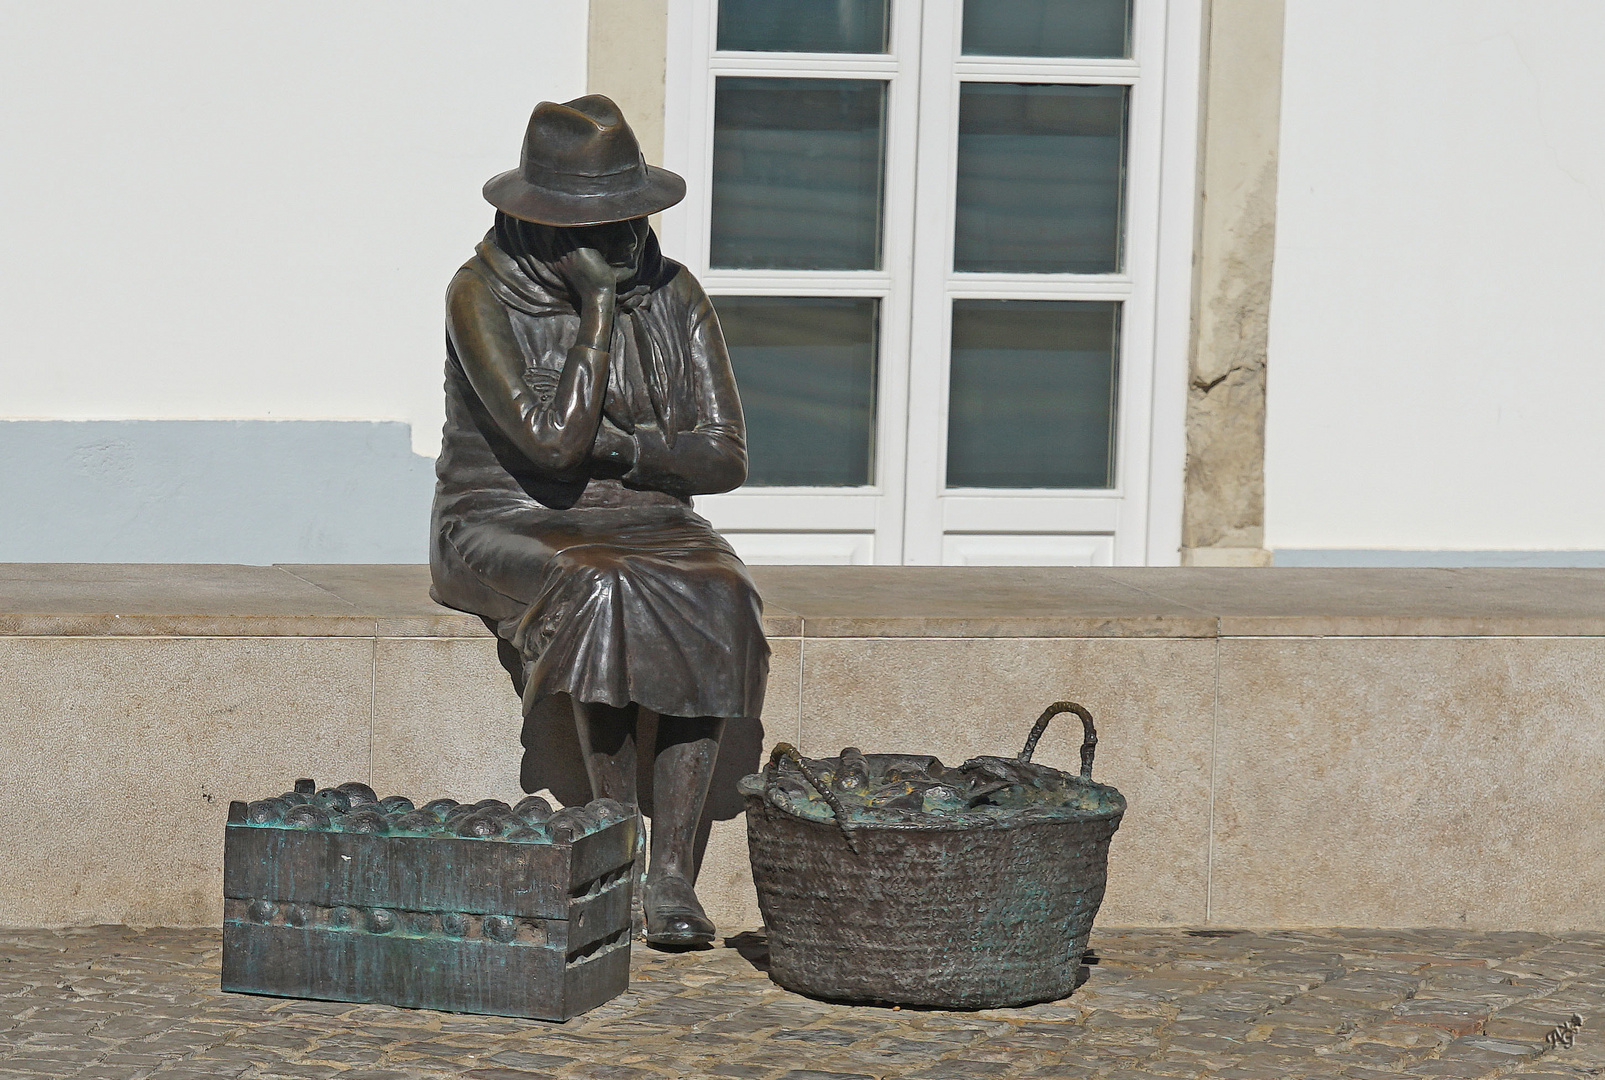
<box><xmin>624</xmin><ymin>422</ymin><xmax>675</xmax><ymax>487</ymax></box>
<box><xmin>591</xmin><ymin>419</ymin><xmax>637</xmax><ymax>473</ymax></box>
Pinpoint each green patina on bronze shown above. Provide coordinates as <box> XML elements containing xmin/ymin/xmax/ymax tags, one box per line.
<box><xmin>740</xmin><ymin>702</ymin><xmax>1126</xmax><ymax>1009</ymax></box>
<box><xmin>221</xmin><ymin>779</ymin><xmax>639</xmax><ymax>1021</ymax></box>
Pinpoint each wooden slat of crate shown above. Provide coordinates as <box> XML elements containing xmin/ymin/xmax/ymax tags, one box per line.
<box><xmin>223</xmin><ymin>818</ymin><xmax>635</xmax><ymax>918</ymax></box>
<box><xmin>563</xmin><ymin>873</ymin><xmax>634</xmax><ymax>955</ymax></box>
<box><xmin>220</xmin><ymin>921</ymin><xmax>630</xmax><ymax>1020</ymax></box>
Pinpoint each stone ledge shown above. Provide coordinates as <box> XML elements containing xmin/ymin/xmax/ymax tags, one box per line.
<box><xmin>3</xmin><ymin>563</ymin><xmax>1604</xmax><ymax>639</ymax></box>
<box><xmin>5</xmin><ymin>563</ymin><xmax>1605</xmax><ymax>933</ymax></box>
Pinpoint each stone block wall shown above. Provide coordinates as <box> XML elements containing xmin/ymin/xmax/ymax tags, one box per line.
<box><xmin>3</xmin><ymin>565</ymin><xmax>1603</xmax><ymax>932</ymax></box>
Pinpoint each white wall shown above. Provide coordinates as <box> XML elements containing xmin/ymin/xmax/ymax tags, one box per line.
<box><xmin>0</xmin><ymin>2</ymin><xmax>588</xmax><ymax>457</ymax></box>
<box><xmin>1266</xmin><ymin>0</ymin><xmax>1605</xmax><ymax>552</ymax></box>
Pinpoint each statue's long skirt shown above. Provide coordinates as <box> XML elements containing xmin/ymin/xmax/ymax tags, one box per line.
<box><xmin>433</xmin><ymin>503</ymin><xmax>768</xmax><ymax>721</ymax></box>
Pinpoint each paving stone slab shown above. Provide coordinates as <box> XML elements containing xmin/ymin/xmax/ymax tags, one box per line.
<box><xmin>2</xmin><ymin>927</ymin><xmax>1605</xmax><ymax>1079</ymax></box>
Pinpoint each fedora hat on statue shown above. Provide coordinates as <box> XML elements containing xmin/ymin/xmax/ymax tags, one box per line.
<box><xmin>484</xmin><ymin>95</ymin><xmax>686</xmax><ymax>226</ymax></box>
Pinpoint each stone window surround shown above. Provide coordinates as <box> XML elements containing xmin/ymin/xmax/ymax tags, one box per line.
<box><xmin>585</xmin><ymin>0</ymin><xmax>1282</xmax><ymax>568</ymax></box>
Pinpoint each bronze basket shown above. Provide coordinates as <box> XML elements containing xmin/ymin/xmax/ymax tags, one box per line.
<box><xmin>740</xmin><ymin>702</ymin><xmax>1125</xmax><ymax>1009</ymax></box>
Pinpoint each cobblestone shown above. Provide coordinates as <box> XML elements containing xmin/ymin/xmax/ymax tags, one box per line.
<box><xmin>1</xmin><ymin>927</ymin><xmax>1604</xmax><ymax>1079</ymax></box>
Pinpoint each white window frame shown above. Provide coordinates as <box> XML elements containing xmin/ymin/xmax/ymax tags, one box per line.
<box><xmin>663</xmin><ymin>0</ymin><xmax>1200</xmax><ymax>566</ymax></box>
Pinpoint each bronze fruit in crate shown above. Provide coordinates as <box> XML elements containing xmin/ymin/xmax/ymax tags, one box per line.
<box><xmin>740</xmin><ymin>703</ymin><xmax>1126</xmax><ymax>1008</ymax></box>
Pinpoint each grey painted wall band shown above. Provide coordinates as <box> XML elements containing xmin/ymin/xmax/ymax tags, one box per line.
<box><xmin>1273</xmin><ymin>549</ymin><xmax>1605</xmax><ymax>568</ymax></box>
<box><xmin>0</xmin><ymin>420</ymin><xmax>435</xmax><ymax>563</ymax></box>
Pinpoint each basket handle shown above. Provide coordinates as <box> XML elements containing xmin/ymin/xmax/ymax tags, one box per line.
<box><xmin>767</xmin><ymin>743</ymin><xmax>861</xmax><ymax>855</ymax></box>
<box><xmin>1017</xmin><ymin>701</ymin><xmax>1098</xmax><ymax>779</ymax></box>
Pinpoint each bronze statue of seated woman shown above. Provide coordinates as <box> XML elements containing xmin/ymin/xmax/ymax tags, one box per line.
<box><xmin>429</xmin><ymin>95</ymin><xmax>769</xmax><ymax>946</ymax></box>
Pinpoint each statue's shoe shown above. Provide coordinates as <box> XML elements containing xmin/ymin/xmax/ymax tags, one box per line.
<box><xmin>643</xmin><ymin>875</ymin><xmax>716</xmax><ymax>946</ymax></box>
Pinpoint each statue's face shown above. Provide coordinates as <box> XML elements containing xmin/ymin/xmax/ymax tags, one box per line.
<box><xmin>566</xmin><ymin>217</ymin><xmax>650</xmax><ymax>276</ymax></box>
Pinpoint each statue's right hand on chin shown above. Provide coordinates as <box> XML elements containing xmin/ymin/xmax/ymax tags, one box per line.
<box><xmin>551</xmin><ymin>245</ymin><xmax>621</xmax><ymax>306</ymax></box>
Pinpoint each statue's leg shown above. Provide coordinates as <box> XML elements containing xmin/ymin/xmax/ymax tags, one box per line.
<box><xmin>642</xmin><ymin>715</ymin><xmax>725</xmax><ymax>946</ymax></box>
<box><xmin>571</xmin><ymin>699</ymin><xmax>647</xmax><ymax>930</ymax></box>
<box><xmin>570</xmin><ymin>699</ymin><xmax>639</xmax><ymax>805</ymax></box>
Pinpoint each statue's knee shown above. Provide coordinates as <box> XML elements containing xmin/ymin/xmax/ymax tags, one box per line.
<box><xmin>551</xmin><ymin>549</ymin><xmax>625</xmax><ymax>590</ymax></box>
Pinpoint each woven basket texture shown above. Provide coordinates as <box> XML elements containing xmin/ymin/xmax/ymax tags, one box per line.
<box><xmin>745</xmin><ymin>797</ymin><xmax>1123</xmax><ymax>1008</ymax></box>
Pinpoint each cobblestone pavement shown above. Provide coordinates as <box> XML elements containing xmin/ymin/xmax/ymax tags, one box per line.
<box><xmin>3</xmin><ymin>926</ymin><xmax>1604</xmax><ymax>1080</ymax></box>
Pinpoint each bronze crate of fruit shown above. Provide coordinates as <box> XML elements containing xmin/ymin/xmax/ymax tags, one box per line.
<box><xmin>221</xmin><ymin>779</ymin><xmax>636</xmax><ymax>1021</ymax></box>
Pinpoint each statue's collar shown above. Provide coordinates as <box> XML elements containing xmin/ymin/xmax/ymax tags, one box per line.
<box><xmin>473</xmin><ymin>232</ymin><xmax>661</xmax><ymax>318</ymax></box>
<box><xmin>473</xmin><ymin>233</ymin><xmax>571</xmax><ymax>317</ymax></box>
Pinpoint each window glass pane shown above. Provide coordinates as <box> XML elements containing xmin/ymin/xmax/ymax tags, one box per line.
<box><xmin>962</xmin><ymin>0</ymin><xmax>1130</xmax><ymax>58</ymax></box>
<box><xmin>711</xmin><ymin>78</ymin><xmax>886</xmax><ymax>270</ymax></box>
<box><xmin>947</xmin><ymin>300</ymin><xmax>1118</xmax><ymax>489</ymax></box>
<box><xmin>717</xmin><ymin>296</ymin><xmax>878</xmax><ymax>486</ymax></box>
<box><xmin>954</xmin><ymin>83</ymin><xmax>1126</xmax><ymax>274</ymax></box>
<box><xmin>718</xmin><ymin>0</ymin><xmax>888</xmax><ymax>53</ymax></box>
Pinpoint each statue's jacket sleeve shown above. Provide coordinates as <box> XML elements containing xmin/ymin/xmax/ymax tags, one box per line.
<box><xmin>619</xmin><ymin>281</ymin><xmax>747</xmax><ymax>497</ymax></box>
<box><xmin>443</xmin><ymin>251</ymin><xmax>747</xmax><ymax>502</ymax></box>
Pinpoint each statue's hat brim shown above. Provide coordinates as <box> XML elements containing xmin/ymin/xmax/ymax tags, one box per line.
<box><xmin>483</xmin><ymin>163</ymin><xmax>685</xmax><ymax>226</ymax></box>
<box><xmin>484</xmin><ymin>95</ymin><xmax>686</xmax><ymax>226</ymax></box>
